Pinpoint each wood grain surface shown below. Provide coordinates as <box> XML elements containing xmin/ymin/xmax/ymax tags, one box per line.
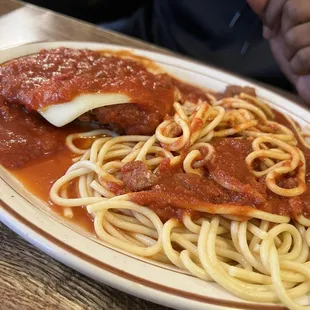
<box><xmin>0</xmin><ymin>1</ymin><xmax>308</xmax><ymax>310</ymax></box>
<box><xmin>0</xmin><ymin>0</ymin><xmax>176</xmax><ymax>52</ymax></box>
<box><xmin>0</xmin><ymin>223</ymin><xmax>169</xmax><ymax>310</ymax></box>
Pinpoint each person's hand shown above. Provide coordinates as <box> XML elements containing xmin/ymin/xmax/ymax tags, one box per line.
<box><xmin>247</xmin><ymin>0</ymin><xmax>310</xmax><ymax>104</ymax></box>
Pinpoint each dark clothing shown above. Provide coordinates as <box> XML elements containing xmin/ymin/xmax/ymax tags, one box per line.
<box><xmin>102</xmin><ymin>0</ymin><xmax>292</xmax><ymax>90</ymax></box>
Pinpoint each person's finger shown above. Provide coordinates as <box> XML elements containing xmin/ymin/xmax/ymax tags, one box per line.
<box><xmin>281</xmin><ymin>0</ymin><xmax>310</xmax><ymax>34</ymax></box>
<box><xmin>296</xmin><ymin>75</ymin><xmax>310</xmax><ymax>104</ymax></box>
<box><xmin>284</xmin><ymin>23</ymin><xmax>310</xmax><ymax>60</ymax></box>
<box><xmin>269</xmin><ymin>36</ymin><xmax>298</xmax><ymax>85</ymax></box>
<box><xmin>290</xmin><ymin>46</ymin><xmax>310</xmax><ymax>75</ymax></box>
<box><xmin>247</xmin><ymin>0</ymin><xmax>269</xmax><ymax>16</ymax></box>
<box><xmin>263</xmin><ymin>25</ymin><xmax>277</xmax><ymax>40</ymax></box>
<box><xmin>262</xmin><ymin>0</ymin><xmax>287</xmax><ymax>32</ymax></box>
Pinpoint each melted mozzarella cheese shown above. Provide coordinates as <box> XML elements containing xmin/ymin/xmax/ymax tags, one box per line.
<box><xmin>38</xmin><ymin>93</ymin><xmax>131</xmax><ymax>127</ymax></box>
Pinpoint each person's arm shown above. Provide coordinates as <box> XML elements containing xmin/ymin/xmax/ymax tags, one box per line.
<box><xmin>247</xmin><ymin>0</ymin><xmax>310</xmax><ymax>104</ymax></box>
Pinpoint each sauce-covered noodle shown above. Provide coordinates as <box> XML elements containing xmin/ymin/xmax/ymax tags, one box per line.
<box><xmin>1</xmin><ymin>48</ymin><xmax>310</xmax><ymax>310</ymax></box>
<box><xmin>50</xmin><ymin>92</ymin><xmax>310</xmax><ymax>310</ymax></box>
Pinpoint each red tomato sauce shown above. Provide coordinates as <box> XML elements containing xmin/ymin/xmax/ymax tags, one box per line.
<box><xmin>0</xmin><ymin>98</ymin><xmax>94</xmax><ymax>232</ymax></box>
<box><xmin>11</xmin><ymin>147</ymin><xmax>94</xmax><ymax>233</ymax></box>
<box><xmin>0</xmin><ymin>48</ymin><xmax>174</xmax><ymax>115</ymax></box>
<box><xmin>129</xmin><ymin>138</ymin><xmax>310</xmax><ymax>220</ymax></box>
<box><xmin>0</xmin><ymin>47</ymin><xmax>309</xmax><ymax>226</ymax></box>
<box><xmin>0</xmin><ymin>97</ymin><xmax>91</xmax><ymax>169</ymax></box>
<box><xmin>0</xmin><ymin>48</ymin><xmax>213</xmax><ymax>136</ymax></box>
<box><xmin>1</xmin><ymin>100</ymin><xmax>309</xmax><ymax>226</ymax></box>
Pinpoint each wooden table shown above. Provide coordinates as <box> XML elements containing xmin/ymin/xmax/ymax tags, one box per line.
<box><xmin>0</xmin><ymin>1</ymin><xmax>309</xmax><ymax>310</ymax></box>
<box><xmin>0</xmin><ymin>1</ymin><xmax>174</xmax><ymax>309</ymax></box>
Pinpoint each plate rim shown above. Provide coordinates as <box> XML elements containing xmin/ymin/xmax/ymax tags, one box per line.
<box><xmin>0</xmin><ymin>40</ymin><xmax>308</xmax><ymax>310</ymax></box>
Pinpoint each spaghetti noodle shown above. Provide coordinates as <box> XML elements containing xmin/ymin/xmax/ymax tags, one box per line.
<box><xmin>50</xmin><ymin>92</ymin><xmax>310</xmax><ymax>310</ymax></box>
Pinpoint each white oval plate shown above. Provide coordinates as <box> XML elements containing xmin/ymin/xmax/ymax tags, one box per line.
<box><xmin>1</xmin><ymin>42</ymin><xmax>309</xmax><ymax>310</ymax></box>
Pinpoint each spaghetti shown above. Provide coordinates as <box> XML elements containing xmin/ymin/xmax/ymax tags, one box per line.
<box><xmin>50</xmin><ymin>92</ymin><xmax>310</xmax><ymax>310</ymax></box>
